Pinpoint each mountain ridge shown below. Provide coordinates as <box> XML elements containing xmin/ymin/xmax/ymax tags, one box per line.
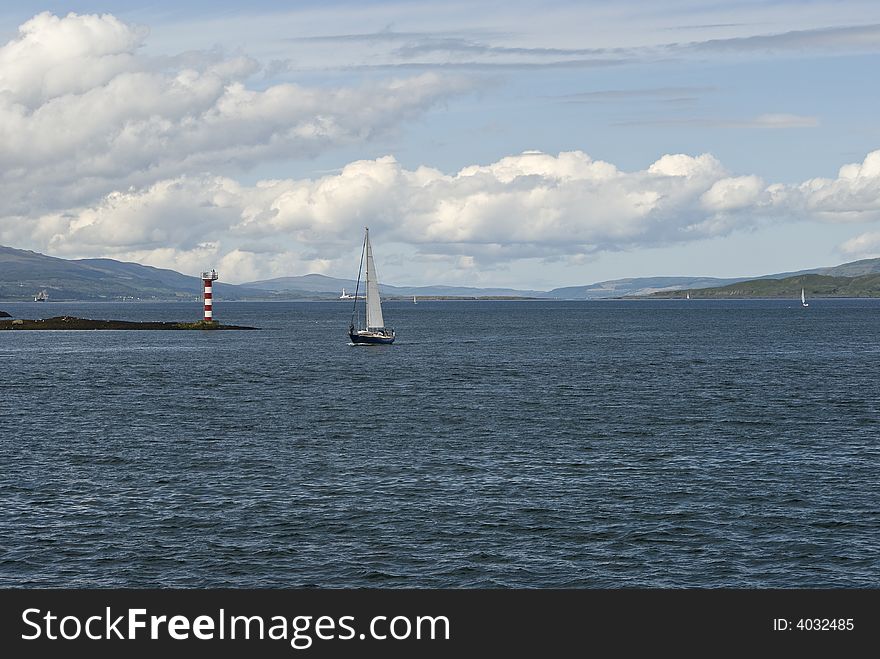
<box><xmin>0</xmin><ymin>245</ymin><xmax>270</xmax><ymax>301</ymax></box>
<box><xmin>243</xmin><ymin>273</ymin><xmax>548</xmax><ymax>298</ymax></box>
<box><xmin>4</xmin><ymin>244</ymin><xmax>880</xmax><ymax>301</ymax></box>
<box><xmin>649</xmin><ymin>271</ymin><xmax>880</xmax><ymax>299</ymax></box>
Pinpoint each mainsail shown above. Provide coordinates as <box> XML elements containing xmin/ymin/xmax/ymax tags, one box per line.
<box><xmin>364</xmin><ymin>230</ymin><xmax>385</xmax><ymax>329</ymax></box>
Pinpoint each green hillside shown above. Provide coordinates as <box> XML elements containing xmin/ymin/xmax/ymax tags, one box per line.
<box><xmin>0</xmin><ymin>245</ymin><xmax>273</xmax><ymax>301</ymax></box>
<box><xmin>653</xmin><ymin>273</ymin><xmax>880</xmax><ymax>299</ymax></box>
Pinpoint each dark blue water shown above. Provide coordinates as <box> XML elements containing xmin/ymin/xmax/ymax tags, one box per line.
<box><xmin>1</xmin><ymin>299</ymin><xmax>878</xmax><ymax>587</ymax></box>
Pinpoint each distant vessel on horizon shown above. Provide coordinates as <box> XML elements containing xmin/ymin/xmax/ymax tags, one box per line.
<box><xmin>686</xmin><ymin>291</ymin><xmax>690</xmax><ymax>300</ymax></box>
<box><xmin>349</xmin><ymin>228</ymin><xmax>395</xmax><ymax>345</ymax></box>
<box><xmin>339</xmin><ymin>288</ymin><xmax>364</xmax><ymax>300</ymax></box>
<box><xmin>34</xmin><ymin>289</ymin><xmax>48</xmax><ymax>302</ymax></box>
<box><xmin>801</xmin><ymin>288</ymin><xmax>809</xmax><ymax>307</ymax></box>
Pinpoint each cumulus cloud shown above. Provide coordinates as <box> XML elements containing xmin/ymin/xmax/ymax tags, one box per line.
<box><xmin>0</xmin><ymin>12</ymin><xmax>474</xmax><ymax>217</ymax></box>
<box><xmin>0</xmin><ymin>12</ymin><xmax>147</xmax><ymax>106</ymax></box>
<box><xmin>700</xmin><ymin>175</ymin><xmax>765</xmax><ymax>211</ymax></box>
<box><xmin>782</xmin><ymin>151</ymin><xmax>880</xmax><ymax>222</ymax></box>
<box><xmin>8</xmin><ymin>148</ymin><xmax>879</xmax><ymax>283</ymax></box>
<box><xmin>4</xmin><ymin>12</ymin><xmax>880</xmax><ymax>284</ymax></box>
<box><xmin>839</xmin><ymin>231</ymin><xmax>880</xmax><ymax>258</ymax></box>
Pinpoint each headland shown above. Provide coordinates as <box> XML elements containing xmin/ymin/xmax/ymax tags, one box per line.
<box><xmin>0</xmin><ymin>316</ymin><xmax>257</xmax><ymax>330</ymax></box>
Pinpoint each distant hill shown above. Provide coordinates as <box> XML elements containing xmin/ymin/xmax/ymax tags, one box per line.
<box><xmin>650</xmin><ymin>272</ymin><xmax>880</xmax><ymax>299</ymax></box>
<box><xmin>630</xmin><ymin>257</ymin><xmax>880</xmax><ymax>299</ymax></box>
<box><xmin>243</xmin><ymin>273</ymin><xmax>547</xmax><ymax>298</ymax></box>
<box><xmin>561</xmin><ymin>257</ymin><xmax>880</xmax><ymax>299</ymax></box>
<box><xmin>6</xmin><ymin>244</ymin><xmax>880</xmax><ymax>302</ymax></box>
<box><xmin>0</xmin><ymin>246</ymin><xmax>543</xmax><ymax>301</ymax></box>
<box><xmin>0</xmin><ymin>246</ymin><xmax>269</xmax><ymax>301</ymax></box>
<box><xmin>769</xmin><ymin>257</ymin><xmax>880</xmax><ymax>279</ymax></box>
<box><xmin>245</xmin><ymin>274</ymin><xmax>356</xmax><ymax>294</ymax></box>
<box><xmin>545</xmin><ymin>276</ymin><xmax>745</xmax><ymax>299</ymax></box>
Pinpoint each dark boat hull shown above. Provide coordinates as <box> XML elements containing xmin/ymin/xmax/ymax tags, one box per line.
<box><xmin>350</xmin><ymin>331</ymin><xmax>395</xmax><ymax>345</ymax></box>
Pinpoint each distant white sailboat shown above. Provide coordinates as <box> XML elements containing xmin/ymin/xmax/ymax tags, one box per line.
<box><xmin>801</xmin><ymin>288</ymin><xmax>809</xmax><ymax>307</ymax></box>
<box><xmin>413</xmin><ymin>295</ymin><xmax>417</xmax><ymax>304</ymax></box>
<box><xmin>686</xmin><ymin>291</ymin><xmax>690</xmax><ymax>300</ymax></box>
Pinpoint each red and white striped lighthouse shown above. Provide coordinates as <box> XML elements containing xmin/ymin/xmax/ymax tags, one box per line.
<box><xmin>202</xmin><ymin>269</ymin><xmax>218</xmax><ymax>322</ymax></box>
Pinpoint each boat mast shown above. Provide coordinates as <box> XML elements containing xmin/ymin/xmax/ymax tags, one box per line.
<box><xmin>365</xmin><ymin>227</ymin><xmax>370</xmax><ymax>324</ymax></box>
<box><xmin>351</xmin><ymin>229</ymin><xmax>367</xmax><ymax>330</ymax></box>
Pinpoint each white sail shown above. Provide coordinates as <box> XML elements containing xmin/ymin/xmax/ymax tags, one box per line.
<box><xmin>801</xmin><ymin>288</ymin><xmax>805</xmax><ymax>304</ymax></box>
<box><xmin>364</xmin><ymin>230</ymin><xmax>385</xmax><ymax>329</ymax></box>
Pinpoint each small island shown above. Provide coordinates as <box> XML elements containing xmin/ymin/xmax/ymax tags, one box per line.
<box><xmin>0</xmin><ymin>316</ymin><xmax>257</xmax><ymax>330</ymax></box>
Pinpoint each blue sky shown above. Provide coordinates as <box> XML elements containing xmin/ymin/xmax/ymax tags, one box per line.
<box><xmin>1</xmin><ymin>1</ymin><xmax>879</xmax><ymax>288</ymax></box>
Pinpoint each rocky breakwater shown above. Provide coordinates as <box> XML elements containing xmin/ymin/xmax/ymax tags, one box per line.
<box><xmin>0</xmin><ymin>316</ymin><xmax>257</xmax><ymax>330</ymax></box>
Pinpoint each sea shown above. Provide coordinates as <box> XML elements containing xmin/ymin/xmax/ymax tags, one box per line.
<box><xmin>1</xmin><ymin>299</ymin><xmax>878</xmax><ymax>588</ymax></box>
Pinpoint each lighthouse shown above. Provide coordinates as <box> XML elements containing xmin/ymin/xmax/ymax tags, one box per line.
<box><xmin>202</xmin><ymin>269</ymin><xmax>218</xmax><ymax>322</ymax></box>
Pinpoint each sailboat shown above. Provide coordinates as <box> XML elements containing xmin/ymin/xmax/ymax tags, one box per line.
<box><xmin>686</xmin><ymin>291</ymin><xmax>690</xmax><ymax>300</ymax></box>
<box><xmin>349</xmin><ymin>227</ymin><xmax>395</xmax><ymax>344</ymax></box>
<box><xmin>801</xmin><ymin>288</ymin><xmax>809</xmax><ymax>307</ymax></box>
<box><xmin>413</xmin><ymin>295</ymin><xmax>417</xmax><ymax>304</ymax></box>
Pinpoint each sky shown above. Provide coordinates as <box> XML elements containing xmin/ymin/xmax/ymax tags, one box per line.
<box><xmin>1</xmin><ymin>1</ymin><xmax>879</xmax><ymax>289</ymax></box>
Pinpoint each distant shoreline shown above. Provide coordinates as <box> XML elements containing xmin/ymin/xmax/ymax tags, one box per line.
<box><xmin>385</xmin><ymin>295</ymin><xmax>540</xmax><ymax>301</ymax></box>
<box><xmin>3</xmin><ymin>296</ymin><xmax>880</xmax><ymax>310</ymax></box>
<box><xmin>0</xmin><ymin>296</ymin><xmax>546</xmax><ymax>303</ymax></box>
<box><xmin>636</xmin><ymin>294</ymin><xmax>880</xmax><ymax>300</ymax></box>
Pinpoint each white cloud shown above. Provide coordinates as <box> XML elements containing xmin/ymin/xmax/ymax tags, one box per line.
<box><xmin>0</xmin><ymin>12</ymin><xmax>147</xmax><ymax>107</ymax></box>
<box><xmin>0</xmin><ymin>12</ymin><xmax>474</xmax><ymax>218</ymax></box>
<box><xmin>3</xmin><ymin>11</ymin><xmax>880</xmax><ymax>284</ymax></box>
<box><xmin>785</xmin><ymin>150</ymin><xmax>880</xmax><ymax>221</ymax></box>
<box><xmin>10</xmin><ymin>148</ymin><xmax>879</xmax><ymax>283</ymax></box>
<box><xmin>839</xmin><ymin>231</ymin><xmax>880</xmax><ymax>257</ymax></box>
<box><xmin>700</xmin><ymin>175</ymin><xmax>765</xmax><ymax>211</ymax></box>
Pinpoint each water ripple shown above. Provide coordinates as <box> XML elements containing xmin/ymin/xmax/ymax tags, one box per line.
<box><xmin>1</xmin><ymin>300</ymin><xmax>879</xmax><ymax>587</ymax></box>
